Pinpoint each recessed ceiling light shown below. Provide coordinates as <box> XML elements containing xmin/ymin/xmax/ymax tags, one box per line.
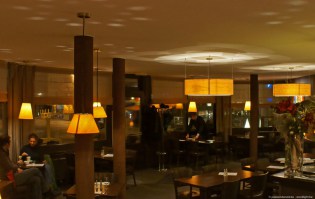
<box><xmin>66</xmin><ymin>23</ymin><xmax>82</xmax><ymax>27</ymax></box>
<box><xmin>302</xmin><ymin>24</ymin><xmax>315</xmax><ymax>28</ymax></box>
<box><xmin>89</xmin><ymin>21</ymin><xmax>101</xmax><ymax>25</ymax></box>
<box><xmin>119</xmin><ymin>12</ymin><xmax>132</xmax><ymax>16</ymax></box>
<box><xmin>260</xmin><ymin>12</ymin><xmax>278</xmax><ymax>16</ymax></box>
<box><xmin>104</xmin><ymin>43</ymin><xmax>114</xmax><ymax>46</ymax></box>
<box><xmin>126</xmin><ymin>46</ymin><xmax>134</xmax><ymax>49</ymax></box>
<box><xmin>13</xmin><ymin>6</ymin><xmax>31</xmax><ymax>10</ymax></box>
<box><xmin>54</xmin><ymin>18</ymin><xmax>68</xmax><ymax>22</ymax></box>
<box><xmin>266</xmin><ymin>21</ymin><xmax>283</xmax><ymax>25</ymax></box>
<box><xmin>127</xmin><ymin>6</ymin><xmax>148</xmax><ymax>11</ymax></box>
<box><xmin>56</xmin><ymin>45</ymin><xmax>67</xmax><ymax>48</ymax></box>
<box><xmin>107</xmin><ymin>23</ymin><xmax>124</xmax><ymax>27</ymax></box>
<box><xmin>132</xmin><ymin>17</ymin><xmax>150</xmax><ymax>21</ymax></box>
<box><xmin>28</xmin><ymin>16</ymin><xmax>46</xmax><ymax>21</ymax></box>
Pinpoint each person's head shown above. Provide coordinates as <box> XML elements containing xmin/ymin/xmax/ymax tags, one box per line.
<box><xmin>28</xmin><ymin>133</ymin><xmax>39</xmax><ymax>147</ymax></box>
<box><xmin>0</xmin><ymin>135</ymin><xmax>11</xmax><ymax>149</ymax></box>
<box><xmin>189</xmin><ymin>112</ymin><xmax>198</xmax><ymax>120</ymax></box>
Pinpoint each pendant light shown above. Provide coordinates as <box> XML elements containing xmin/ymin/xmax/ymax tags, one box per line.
<box><xmin>184</xmin><ymin>57</ymin><xmax>234</xmax><ymax>96</ymax></box>
<box><xmin>273</xmin><ymin>67</ymin><xmax>311</xmax><ymax>97</ymax></box>
<box><xmin>93</xmin><ymin>48</ymin><xmax>107</xmax><ymax>118</ymax></box>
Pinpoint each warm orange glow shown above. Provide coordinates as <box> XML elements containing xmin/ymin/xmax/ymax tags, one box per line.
<box><xmin>18</xmin><ymin>103</ymin><xmax>33</xmax><ymax>119</ymax></box>
<box><xmin>175</xmin><ymin>103</ymin><xmax>183</xmax><ymax>109</ymax></box>
<box><xmin>273</xmin><ymin>83</ymin><xmax>311</xmax><ymax>97</ymax></box>
<box><xmin>93</xmin><ymin>106</ymin><xmax>107</xmax><ymax>118</ymax></box>
<box><xmin>185</xmin><ymin>79</ymin><xmax>233</xmax><ymax>96</ymax></box>
<box><xmin>67</xmin><ymin>113</ymin><xmax>99</xmax><ymax>134</ymax></box>
<box><xmin>244</xmin><ymin>101</ymin><xmax>251</xmax><ymax>111</ymax></box>
<box><xmin>188</xmin><ymin>101</ymin><xmax>197</xmax><ymax>112</ymax></box>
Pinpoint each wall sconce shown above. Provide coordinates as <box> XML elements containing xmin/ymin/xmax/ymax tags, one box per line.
<box><xmin>18</xmin><ymin>103</ymin><xmax>33</xmax><ymax>119</ymax></box>
<box><xmin>188</xmin><ymin>101</ymin><xmax>197</xmax><ymax>113</ymax></box>
<box><xmin>67</xmin><ymin>113</ymin><xmax>99</xmax><ymax>134</ymax></box>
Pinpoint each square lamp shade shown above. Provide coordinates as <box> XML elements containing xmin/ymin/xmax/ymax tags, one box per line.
<box><xmin>18</xmin><ymin>103</ymin><xmax>33</xmax><ymax>119</ymax></box>
<box><xmin>188</xmin><ymin>101</ymin><xmax>197</xmax><ymax>113</ymax></box>
<box><xmin>185</xmin><ymin>79</ymin><xmax>233</xmax><ymax>96</ymax></box>
<box><xmin>175</xmin><ymin>103</ymin><xmax>183</xmax><ymax>109</ymax></box>
<box><xmin>244</xmin><ymin>101</ymin><xmax>251</xmax><ymax>111</ymax></box>
<box><xmin>67</xmin><ymin>113</ymin><xmax>99</xmax><ymax>134</ymax></box>
<box><xmin>273</xmin><ymin>83</ymin><xmax>311</xmax><ymax>97</ymax></box>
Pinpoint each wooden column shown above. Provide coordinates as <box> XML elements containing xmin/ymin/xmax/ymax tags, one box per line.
<box><xmin>73</xmin><ymin>35</ymin><xmax>94</xmax><ymax>199</ymax></box>
<box><xmin>112</xmin><ymin>58</ymin><xmax>126</xmax><ymax>198</ymax></box>
<box><xmin>250</xmin><ymin>74</ymin><xmax>259</xmax><ymax>161</ymax></box>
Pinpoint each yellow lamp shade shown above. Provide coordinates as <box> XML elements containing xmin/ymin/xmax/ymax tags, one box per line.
<box><xmin>209</xmin><ymin>79</ymin><xmax>234</xmax><ymax>96</ymax></box>
<box><xmin>185</xmin><ymin>79</ymin><xmax>233</xmax><ymax>96</ymax></box>
<box><xmin>188</xmin><ymin>101</ymin><xmax>197</xmax><ymax>112</ymax></box>
<box><xmin>175</xmin><ymin>103</ymin><xmax>183</xmax><ymax>109</ymax></box>
<box><xmin>244</xmin><ymin>101</ymin><xmax>251</xmax><ymax>111</ymax></box>
<box><xmin>273</xmin><ymin>83</ymin><xmax>311</xmax><ymax>97</ymax></box>
<box><xmin>67</xmin><ymin>113</ymin><xmax>99</xmax><ymax>134</ymax></box>
<box><xmin>18</xmin><ymin>103</ymin><xmax>33</xmax><ymax>119</ymax></box>
<box><xmin>93</xmin><ymin>106</ymin><xmax>107</xmax><ymax>118</ymax></box>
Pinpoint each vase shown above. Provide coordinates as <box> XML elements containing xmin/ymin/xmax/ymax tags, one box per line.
<box><xmin>284</xmin><ymin>133</ymin><xmax>304</xmax><ymax>178</ymax></box>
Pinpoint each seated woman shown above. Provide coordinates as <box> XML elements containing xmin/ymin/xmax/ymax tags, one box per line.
<box><xmin>0</xmin><ymin>135</ymin><xmax>49</xmax><ymax>199</ymax></box>
<box><xmin>20</xmin><ymin>133</ymin><xmax>60</xmax><ymax>195</ymax></box>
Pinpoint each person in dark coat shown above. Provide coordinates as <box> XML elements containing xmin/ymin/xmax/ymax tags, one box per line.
<box><xmin>186</xmin><ymin>112</ymin><xmax>207</xmax><ymax>140</ymax></box>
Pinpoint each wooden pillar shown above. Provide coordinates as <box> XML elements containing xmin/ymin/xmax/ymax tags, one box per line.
<box><xmin>112</xmin><ymin>58</ymin><xmax>126</xmax><ymax>198</ymax></box>
<box><xmin>250</xmin><ymin>74</ymin><xmax>259</xmax><ymax>161</ymax></box>
<box><xmin>73</xmin><ymin>35</ymin><xmax>94</xmax><ymax>199</ymax></box>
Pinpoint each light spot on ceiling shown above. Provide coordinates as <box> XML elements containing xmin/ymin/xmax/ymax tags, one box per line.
<box><xmin>13</xmin><ymin>6</ymin><xmax>31</xmax><ymax>10</ymax></box>
<box><xmin>107</xmin><ymin>23</ymin><xmax>124</xmax><ymax>27</ymax></box>
<box><xmin>89</xmin><ymin>21</ymin><xmax>101</xmax><ymax>25</ymax></box>
<box><xmin>288</xmin><ymin>0</ymin><xmax>307</xmax><ymax>6</ymax></box>
<box><xmin>66</xmin><ymin>23</ymin><xmax>82</xmax><ymax>27</ymax></box>
<box><xmin>242</xmin><ymin>63</ymin><xmax>315</xmax><ymax>71</ymax></box>
<box><xmin>104</xmin><ymin>43</ymin><xmax>114</xmax><ymax>46</ymax></box>
<box><xmin>132</xmin><ymin>17</ymin><xmax>150</xmax><ymax>21</ymax></box>
<box><xmin>155</xmin><ymin>52</ymin><xmax>267</xmax><ymax>66</ymax></box>
<box><xmin>259</xmin><ymin>12</ymin><xmax>278</xmax><ymax>16</ymax></box>
<box><xmin>126</xmin><ymin>46</ymin><xmax>134</xmax><ymax>49</ymax></box>
<box><xmin>266</xmin><ymin>21</ymin><xmax>283</xmax><ymax>25</ymax></box>
<box><xmin>28</xmin><ymin>16</ymin><xmax>46</xmax><ymax>21</ymax></box>
<box><xmin>302</xmin><ymin>24</ymin><xmax>315</xmax><ymax>28</ymax></box>
<box><xmin>54</xmin><ymin>18</ymin><xmax>68</xmax><ymax>22</ymax></box>
<box><xmin>127</xmin><ymin>6</ymin><xmax>148</xmax><ymax>11</ymax></box>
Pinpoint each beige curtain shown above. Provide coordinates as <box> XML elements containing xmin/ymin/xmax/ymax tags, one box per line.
<box><xmin>7</xmin><ymin>62</ymin><xmax>35</xmax><ymax>160</ymax></box>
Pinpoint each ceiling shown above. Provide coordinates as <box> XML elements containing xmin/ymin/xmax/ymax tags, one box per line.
<box><xmin>1</xmin><ymin>0</ymin><xmax>315</xmax><ymax>81</ymax></box>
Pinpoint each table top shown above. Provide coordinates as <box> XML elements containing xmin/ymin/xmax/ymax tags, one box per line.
<box><xmin>174</xmin><ymin>169</ymin><xmax>253</xmax><ymax>189</ymax></box>
<box><xmin>63</xmin><ymin>183</ymin><xmax>122</xmax><ymax>197</ymax></box>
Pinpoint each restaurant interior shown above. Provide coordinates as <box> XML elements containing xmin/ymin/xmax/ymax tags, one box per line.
<box><xmin>1</xmin><ymin>0</ymin><xmax>315</xmax><ymax>198</ymax></box>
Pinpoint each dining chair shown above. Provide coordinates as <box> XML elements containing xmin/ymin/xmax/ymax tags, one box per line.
<box><xmin>171</xmin><ymin>167</ymin><xmax>200</xmax><ymax>199</ymax></box>
<box><xmin>239</xmin><ymin>171</ymin><xmax>268</xmax><ymax>199</ymax></box>
<box><xmin>126</xmin><ymin>149</ymin><xmax>137</xmax><ymax>186</ymax></box>
<box><xmin>220</xmin><ymin>180</ymin><xmax>240</xmax><ymax>199</ymax></box>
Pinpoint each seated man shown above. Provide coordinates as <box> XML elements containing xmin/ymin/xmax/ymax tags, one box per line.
<box><xmin>20</xmin><ymin>133</ymin><xmax>60</xmax><ymax>196</ymax></box>
<box><xmin>0</xmin><ymin>135</ymin><xmax>49</xmax><ymax>199</ymax></box>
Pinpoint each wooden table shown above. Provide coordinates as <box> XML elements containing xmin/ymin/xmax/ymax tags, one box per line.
<box><xmin>174</xmin><ymin>170</ymin><xmax>254</xmax><ymax>199</ymax></box>
<box><xmin>63</xmin><ymin>183</ymin><xmax>122</xmax><ymax>198</ymax></box>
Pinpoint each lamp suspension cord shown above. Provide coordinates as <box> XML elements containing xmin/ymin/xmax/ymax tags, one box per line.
<box><xmin>184</xmin><ymin>58</ymin><xmax>187</xmax><ymax>79</ymax></box>
<box><xmin>96</xmin><ymin>49</ymin><xmax>99</xmax><ymax>101</ymax></box>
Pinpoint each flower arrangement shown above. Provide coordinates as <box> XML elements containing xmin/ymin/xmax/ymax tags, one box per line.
<box><xmin>274</xmin><ymin>98</ymin><xmax>315</xmax><ymax>138</ymax></box>
<box><xmin>273</xmin><ymin>98</ymin><xmax>315</xmax><ymax>177</ymax></box>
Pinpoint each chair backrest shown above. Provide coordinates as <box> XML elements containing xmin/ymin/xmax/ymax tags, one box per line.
<box><xmin>95</xmin><ymin>172</ymin><xmax>116</xmax><ymax>183</ymax></box>
<box><xmin>250</xmin><ymin>172</ymin><xmax>268</xmax><ymax>196</ymax></box>
<box><xmin>171</xmin><ymin>167</ymin><xmax>194</xmax><ymax>199</ymax></box>
<box><xmin>221</xmin><ymin>180</ymin><xmax>240</xmax><ymax>199</ymax></box>
<box><xmin>240</xmin><ymin>157</ymin><xmax>255</xmax><ymax>167</ymax></box>
<box><xmin>202</xmin><ymin>164</ymin><xmax>217</xmax><ymax>173</ymax></box>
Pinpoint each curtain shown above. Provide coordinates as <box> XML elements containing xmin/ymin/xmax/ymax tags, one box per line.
<box><xmin>7</xmin><ymin>62</ymin><xmax>35</xmax><ymax>160</ymax></box>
